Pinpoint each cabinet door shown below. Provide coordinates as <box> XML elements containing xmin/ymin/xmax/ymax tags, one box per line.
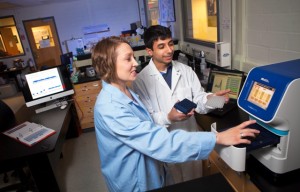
<box><xmin>80</xmin><ymin>116</ymin><xmax>95</xmax><ymax>129</ymax></box>
<box><xmin>75</xmin><ymin>93</ymin><xmax>99</xmax><ymax>107</ymax></box>
<box><xmin>209</xmin><ymin>150</ymin><xmax>260</xmax><ymax>192</ymax></box>
<box><xmin>80</xmin><ymin>106</ymin><xmax>94</xmax><ymax>117</ymax></box>
<box><xmin>73</xmin><ymin>80</ymin><xmax>101</xmax><ymax>129</ymax></box>
<box><xmin>203</xmin><ymin>158</ymin><xmax>220</xmax><ymax>177</ymax></box>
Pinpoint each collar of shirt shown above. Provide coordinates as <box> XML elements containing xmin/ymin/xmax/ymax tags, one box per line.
<box><xmin>159</xmin><ymin>64</ymin><xmax>172</xmax><ymax>74</ymax></box>
<box><xmin>101</xmin><ymin>80</ymin><xmax>133</xmax><ymax>104</ymax></box>
<box><xmin>101</xmin><ymin>80</ymin><xmax>154</xmax><ymax>122</ymax></box>
<box><xmin>101</xmin><ymin>80</ymin><xmax>148</xmax><ymax>107</ymax></box>
<box><xmin>147</xmin><ymin>59</ymin><xmax>181</xmax><ymax>76</ymax></box>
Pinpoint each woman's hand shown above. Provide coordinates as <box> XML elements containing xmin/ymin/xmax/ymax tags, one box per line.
<box><xmin>215</xmin><ymin>120</ymin><xmax>260</xmax><ymax>146</ymax></box>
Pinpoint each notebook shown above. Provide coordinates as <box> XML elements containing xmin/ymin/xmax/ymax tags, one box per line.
<box><xmin>205</xmin><ymin>68</ymin><xmax>245</xmax><ymax>116</ymax></box>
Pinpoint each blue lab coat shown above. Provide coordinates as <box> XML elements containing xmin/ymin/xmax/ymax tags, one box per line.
<box><xmin>94</xmin><ymin>81</ymin><xmax>216</xmax><ymax>192</ymax></box>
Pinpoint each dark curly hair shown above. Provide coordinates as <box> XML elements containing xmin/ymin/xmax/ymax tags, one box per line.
<box><xmin>143</xmin><ymin>25</ymin><xmax>172</xmax><ymax>50</ymax></box>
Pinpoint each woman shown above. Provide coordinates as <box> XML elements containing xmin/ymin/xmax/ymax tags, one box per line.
<box><xmin>92</xmin><ymin>36</ymin><xmax>259</xmax><ymax>192</ymax></box>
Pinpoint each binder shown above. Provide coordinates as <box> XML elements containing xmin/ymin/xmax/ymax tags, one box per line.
<box><xmin>2</xmin><ymin>121</ymin><xmax>56</xmax><ymax>146</ymax></box>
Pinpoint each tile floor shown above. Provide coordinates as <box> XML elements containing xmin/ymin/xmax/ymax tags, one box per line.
<box><xmin>0</xmin><ymin>131</ymin><xmax>108</xmax><ymax>192</ymax></box>
<box><xmin>56</xmin><ymin>130</ymin><xmax>108</xmax><ymax>192</ymax></box>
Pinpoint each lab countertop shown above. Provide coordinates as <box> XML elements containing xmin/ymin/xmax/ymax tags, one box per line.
<box><xmin>194</xmin><ymin>108</ymin><xmax>300</xmax><ymax>192</ymax></box>
<box><xmin>73</xmin><ymin>75</ymin><xmax>100</xmax><ymax>85</ymax></box>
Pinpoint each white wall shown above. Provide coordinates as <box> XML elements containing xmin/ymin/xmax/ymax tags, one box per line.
<box><xmin>0</xmin><ymin>0</ymin><xmax>140</xmax><ymax>68</ymax></box>
<box><xmin>173</xmin><ymin>0</ymin><xmax>300</xmax><ymax>72</ymax></box>
<box><xmin>233</xmin><ymin>0</ymin><xmax>300</xmax><ymax>72</ymax></box>
<box><xmin>2</xmin><ymin>0</ymin><xmax>299</xmax><ymax>72</ymax></box>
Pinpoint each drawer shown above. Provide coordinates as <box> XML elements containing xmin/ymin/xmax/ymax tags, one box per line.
<box><xmin>80</xmin><ymin>116</ymin><xmax>95</xmax><ymax>129</ymax></box>
<box><xmin>80</xmin><ymin>106</ymin><xmax>94</xmax><ymax>117</ymax></box>
<box><xmin>74</xmin><ymin>105</ymin><xmax>95</xmax><ymax>129</ymax></box>
<box><xmin>74</xmin><ymin>81</ymin><xmax>101</xmax><ymax>96</ymax></box>
<box><xmin>74</xmin><ymin>103</ymin><xmax>94</xmax><ymax>118</ymax></box>
<box><xmin>75</xmin><ymin>93</ymin><xmax>98</xmax><ymax>107</ymax></box>
<box><xmin>81</xmin><ymin>122</ymin><xmax>95</xmax><ymax>129</ymax></box>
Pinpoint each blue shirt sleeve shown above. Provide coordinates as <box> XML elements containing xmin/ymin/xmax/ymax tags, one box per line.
<box><xmin>95</xmin><ymin>93</ymin><xmax>216</xmax><ymax>163</ymax></box>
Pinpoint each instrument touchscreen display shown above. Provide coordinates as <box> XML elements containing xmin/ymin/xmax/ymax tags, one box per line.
<box><xmin>247</xmin><ymin>81</ymin><xmax>275</xmax><ymax>110</ymax></box>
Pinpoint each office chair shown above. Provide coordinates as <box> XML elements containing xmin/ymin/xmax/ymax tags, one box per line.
<box><xmin>0</xmin><ymin>100</ymin><xmax>32</xmax><ymax>191</ymax></box>
<box><xmin>0</xmin><ymin>99</ymin><xmax>16</xmax><ymax>132</ymax></box>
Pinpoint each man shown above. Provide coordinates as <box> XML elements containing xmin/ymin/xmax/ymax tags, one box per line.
<box><xmin>132</xmin><ymin>25</ymin><xmax>230</xmax><ymax>185</ymax></box>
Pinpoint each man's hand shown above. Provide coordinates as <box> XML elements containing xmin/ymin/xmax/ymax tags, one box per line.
<box><xmin>208</xmin><ymin>89</ymin><xmax>231</xmax><ymax>103</ymax></box>
<box><xmin>168</xmin><ymin>107</ymin><xmax>194</xmax><ymax>122</ymax></box>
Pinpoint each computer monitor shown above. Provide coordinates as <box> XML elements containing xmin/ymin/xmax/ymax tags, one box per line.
<box><xmin>206</xmin><ymin>68</ymin><xmax>244</xmax><ymax>100</ymax></box>
<box><xmin>60</xmin><ymin>52</ymin><xmax>73</xmax><ymax>76</ymax></box>
<box><xmin>21</xmin><ymin>65</ymin><xmax>74</xmax><ymax>113</ymax></box>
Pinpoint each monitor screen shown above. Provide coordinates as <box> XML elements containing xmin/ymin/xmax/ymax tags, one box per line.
<box><xmin>247</xmin><ymin>81</ymin><xmax>275</xmax><ymax>110</ymax></box>
<box><xmin>209</xmin><ymin>71</ymin><xmax>243</xmax><ymax>99</ymax></box>
<box><xmin>22</xmin><ymin>65</ymin><xmax>74</xmax><ymax>107</ymax></box>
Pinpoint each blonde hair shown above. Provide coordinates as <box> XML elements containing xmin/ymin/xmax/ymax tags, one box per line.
<box><xmin>92</xmin><ymin>36</ymin><xmax>129</xmax><ymax>83</ymax></box>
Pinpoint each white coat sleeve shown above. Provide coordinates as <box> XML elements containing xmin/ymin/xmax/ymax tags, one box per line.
<box><xmin>188</xmin><ymin>68</ymin><xmax>214</xmax><ymax>114</ymax></box>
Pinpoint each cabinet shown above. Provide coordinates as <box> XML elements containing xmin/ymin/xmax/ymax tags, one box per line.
<box><xmin>203</xmin><ymin>150</ymin><xmax>260</xmax><ymax>192</ymax></box>
<box><xmin>73</xmin><ymin>80</ymin><xmax>101</xmax><ymax>130</ymax></box>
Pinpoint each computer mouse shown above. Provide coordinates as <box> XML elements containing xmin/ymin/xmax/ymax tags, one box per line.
<box><xmin>60</xmin><ymin>105</ymin><xmax>67</xmax><ymax>110</ymax></box>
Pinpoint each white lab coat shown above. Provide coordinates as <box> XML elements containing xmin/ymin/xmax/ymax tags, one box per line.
<box><xmin>132</xmin><ymin>59</ymin><xmax>213</xmax><ymax>185</ymax></box>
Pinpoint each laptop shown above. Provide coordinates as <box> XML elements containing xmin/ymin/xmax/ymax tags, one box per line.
<box><xmin>205</xmin><ymin>68</ymin><xmax>245</xmax><ymax>116</ymax></box>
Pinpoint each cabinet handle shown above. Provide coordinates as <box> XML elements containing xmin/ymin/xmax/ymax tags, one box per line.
<box><xmin>87</xmin><ymin>108</ymin><xmax>93</xmax><ymax>113</ymax></box>
<box><xmin>93</xmin><ymin>83</ymin><xmax>99</xmax><ymax>87</ymax></box>
<box><xmin>207</xmin><ymin>160</ymin><xmax>211</xmax><ymax>168</ymax></box>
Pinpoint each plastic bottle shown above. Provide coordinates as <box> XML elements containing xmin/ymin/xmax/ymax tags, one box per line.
<box><xmin>200</xmin><ymin>51</ymin><xmax>206</xmax><ymax>72</ymax></box>
<box><xmin>199</xmin><ymin>51</ymin><xmax>209</xmax><ymax>85</ymax></box>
